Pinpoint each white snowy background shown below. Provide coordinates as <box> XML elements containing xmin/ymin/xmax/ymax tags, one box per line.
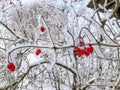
<box><xmin>0</xmin><ymin>0</ymin><xmax>120</xmax><ymax>90</ymax></box>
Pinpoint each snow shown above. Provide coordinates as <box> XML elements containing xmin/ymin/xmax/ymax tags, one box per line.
<box><xmin>0</xmin><ymin>0</ymin><xmax>120</xmax><ymax>90</ymax></box>
<box><xmin>27</xmin><ymin>53</ymin><xmax>43</xmax><ymax>66</ymax></box>
<box><xmin>46</xmin><ymin>50</ymin><xmax>56</xmax><ymax>72</ymax></box>
<box><xmin>22</xmin><ymin>0</ymin><xmax>42</xmax><ymax>5</ymax></box>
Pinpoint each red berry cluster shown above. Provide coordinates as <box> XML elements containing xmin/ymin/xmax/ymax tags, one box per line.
<box><xmin>7</xmin><ymin>49</ymin><xmax>41</xmax><ymax>72</ymax></box>
<box><xmin>7</xmin><ymin>63</ymin><xmax>16</xmax><ymax>72</ymax></box>
<box><xmin>74</xmin><ymin>41</ymin><xmax>94</xmax><ymax>57</ymax></box>
<box><xmin>35</xmin><ymin>49</ymin><xmax>41</xmax><ymax>56</ymax></box>
<box><xmin>40</xmin><ymin>26</ymin><xmax>45</xmax><ymax>32</ymax></box>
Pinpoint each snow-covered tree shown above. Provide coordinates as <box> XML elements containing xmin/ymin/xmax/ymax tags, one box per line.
<box><xmin>0</xmin><ymin>0</ymin><xmax>120</xmax><ymax>90</ymax></box>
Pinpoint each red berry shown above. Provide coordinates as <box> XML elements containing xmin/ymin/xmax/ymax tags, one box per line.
<box><xmin>80</xmin><ymin>49</ymin><xmax>85</xmax><ymax>55</ymax></box>
<box><xmin>40</xmin><ymin>26</ymin><xmax>45</xmax><ymax>32</ymax></box>
<box><xmin>77</xmin><ymin>52</ymin><xmax>82</xmax><ymax>57</ymax></box>
<box><xmin>89</xmin><ymin>46</ymin><xmax>94</xmax><ymax>53</ymax></box>
<box><xmin>88</xmin><ymin>44</ymin><xmax>92</xmax><ymax>47</ymax></box>
<box><xmin>74</xmin><ymin>47</ymin><xmax>81</xmax><ymax>52</ymax></box>
<box><xmin>7</xmin><ymin>63</ymin><xmax>16</xmax><ymax>72</ymax></box>
<box><xmin>75</xmin><ymin>43</ymin><xmax>94</xmax><ymax>57</ymax></box>
<box><xmin>75</xmin><ymin>47</ymin><xmax>86</xmax><ymax>57</ymax></box>
<box><xmin>60</xmin><ymin>42</ymin><xmax>64</xmax><ymax>44</ymax></box>
<box><xmin>58</xmin><ymin>41</ymin><xmax>64</xmax><ymax>44</ymax></box>
<box><xmin>77</xmin><ymin>49</ymin><xmax>85</xmax><ymax>57</ymax></box>
<box><xmin>80</xmin><ymin>41</ymin><xmax>84</xmax><ymax>45</ymax></box>
<box><xmin>87</xmin><ymin>45</ymin><xmax>94</xmax><ymax>53</ymax></box>
<box><xmin>35</xmin><ymin>49</ymin><xmax>41</xmax><ymax>55</ymax></box>
<box><xmin>84</xmin><ymin>50</ymin><xmax>90</xmax><ymax>56</ymax></box>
